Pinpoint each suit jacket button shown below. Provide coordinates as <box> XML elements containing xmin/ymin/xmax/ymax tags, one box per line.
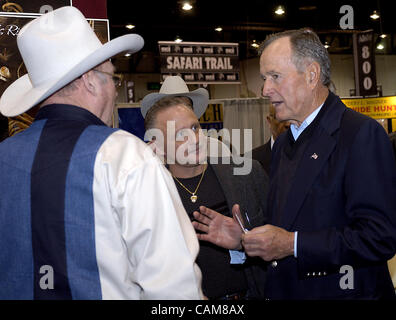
<box><xmin>271</xmin><ymin>260</ymin><xmax>278</xmax><ymax>268</ymax></box>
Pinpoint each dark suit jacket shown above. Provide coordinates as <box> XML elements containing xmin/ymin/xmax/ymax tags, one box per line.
<box><xmin>210</xmin><ymin>158</ymin><xmax>269</xmax><ymax>299</ymax></box>
<box><xmin>251</xmin><ymin>140</ymin><xmax>272</xmax><ymax>175</ymax></box>
<box><xmin>266</xmin><ymin>92</ymin><xmax>396</xmax><ymax>299</ymax></box>
<box><xmin>389</xmin><ymin>131</ymin><xmax>396</xmax><ymax>163</ymax></box>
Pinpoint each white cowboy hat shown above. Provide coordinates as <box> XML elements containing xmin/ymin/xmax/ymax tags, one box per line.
<box><xmin>140</xmin><ymin>76</ymin><xmax>209</xmax><ymax>118</ymax></box>
<box><xmin>0</xmin><ymin>6</ymin><xmax>144</xmax><ymax>117</ymax></box>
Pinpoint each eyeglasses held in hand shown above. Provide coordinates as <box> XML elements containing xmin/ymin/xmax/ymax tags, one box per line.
<box><xmin>235</xmin><ymin>210</ymin><xmax>252</xmax><ymax>234</ymax></box>
<box><xmin>93</xmin><ymin>69</ymin><xmax>123</xmax><ymax>87</ymax></box>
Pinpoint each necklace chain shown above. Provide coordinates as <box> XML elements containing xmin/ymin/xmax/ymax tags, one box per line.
<box><xmin>173</xmin><ymin>164</ymin><xmax>207</xmax><ymax>203</ymax></box>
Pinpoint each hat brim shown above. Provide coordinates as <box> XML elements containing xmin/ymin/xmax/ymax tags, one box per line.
<box><xmin>140</xmin><ymin>88</ymin><xmax>209</xmax><ymax>119</ymax></box>
<box><xmin>0</xmin><ymin>34</ymin><xmax>144</xmax><ymax>117</ymax></box>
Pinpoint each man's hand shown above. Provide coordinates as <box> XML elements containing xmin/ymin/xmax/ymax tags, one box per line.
<box><xmin>192</xmin><ymin>204</ymin><xmax>243</xmax><ymax>250</ymax></box>
<box><xmin>242</xmin><ymin>225</ymin><xmax>294</xmax><ymax>261</ymax></box>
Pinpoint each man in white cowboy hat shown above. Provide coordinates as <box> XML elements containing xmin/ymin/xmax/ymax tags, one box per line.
<box><xmin>141</xmin><ymin>76</ymin><xmax>269</xmax><ymax>299</ymax></box>
<box><xmin>0</xmin><ymin>7</ymin><xmax>202</xmax><ymax>300</ymax></box>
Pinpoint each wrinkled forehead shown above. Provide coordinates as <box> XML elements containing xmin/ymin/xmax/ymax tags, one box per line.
<box><xmin>260</xmin><ymin>38</ymin><xmax>296</xmax><ymax>72</ymax></box>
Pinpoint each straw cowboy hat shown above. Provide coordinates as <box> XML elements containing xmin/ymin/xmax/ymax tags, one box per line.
<box><xmin>140</xmin><ymin>76</ymin><xmax>209</xmax><ymax>118</ymax></box>
<box><xmin>0</xmin><ymin>6</ymin><xmax>144</xmax><ymax>117</ymax></box>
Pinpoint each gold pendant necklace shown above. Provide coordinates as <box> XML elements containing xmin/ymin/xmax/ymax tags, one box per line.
<box><xmin>173</xmin><ymin>164</ymin><xmax>207</xmax><ymax>203</ymax></box>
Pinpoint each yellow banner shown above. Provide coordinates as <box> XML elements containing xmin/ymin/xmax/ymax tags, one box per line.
<box><xmin>199</xmin><ymin>103</ymin><xmax>224</xmax><ymax>123</ymax></box>
<box><xmin>342</xmin><ymin>96</ymin><xmax>396</xmax><ymax>119</ymax></box>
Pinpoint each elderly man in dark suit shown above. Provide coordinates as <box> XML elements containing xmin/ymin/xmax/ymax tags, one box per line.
<box><xmin>251</xmin><ymin>105</ymin><xmax>290</xmax><ymax>175</ymax></box>
<box><xmin>195</xmin><ymin>28</ymin><xmax>396</xmax><ymax>300</ymax></box>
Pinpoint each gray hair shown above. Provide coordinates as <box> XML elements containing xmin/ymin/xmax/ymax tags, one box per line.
<box><xmin>259</xmin><ymin>28</ymin><xmax>331</xmax><ymax>87</ymax></box>
<box><xmin>56</xmin><ymin>68</ymin><xmax>109</xmax><ymax>97</ymax></box>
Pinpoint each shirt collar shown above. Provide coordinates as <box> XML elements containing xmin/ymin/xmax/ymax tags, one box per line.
<box><xmin>290</xmin><ymin>103</ymin><xmax>324</xmax><ymax>141</ymax></box>
<box><xmin>35</xmin><ymin>104</ymin><xmax>107</xmax><ymax>127</ymax></box>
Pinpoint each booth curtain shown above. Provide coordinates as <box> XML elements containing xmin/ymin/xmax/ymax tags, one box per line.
<box><xmin>219</xmin><ymin>97</ymin><xmax>271</xmax><ymax>154</ymax></box>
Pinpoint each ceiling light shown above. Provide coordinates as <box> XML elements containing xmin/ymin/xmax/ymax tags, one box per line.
<box><xmin>324</xmin><ymin>42</ymin><xmax>330</xmax><ymax>49</ymax></box>
<box><xmin>370</xmin><ymin>10</ymin><xmax>380</xmax><ymax>20</ymax></box>
<box><xmin>175</xmin><ymin>36</ymin><xmax>183</xmax><ymax>43</ymax></box>
<box><xmin>215</xmin><ymin>27</ymin><xmax>223</xmax><ymax>32</ymax></box>
<box><xmin>380</xmin><ymin>34</ymin><xmax>387</xmax><ymax>38</ymax></box>
<box><xmin>275</xmin><ymin>5</ymin><xmax>285</xmax><ymax>15</ymax></box>
<box><xmin>124</xmin><ymin>53</ymin><xmax>132</xmax><ymax>57</ymax></box>
<box><xmin>125</xmin><ymin>24</ymin><xmax>135</xmax><ymax>30</ymax></box>
<box><xmin>377</xmin><ymin>43</ymin><xmax>384</xmax><ymax>50</ymax></box>
<box><xmin>251</xmin><ymin>40</ymin><xmax>259</xmax><ymax>48</ymax></box>
<box><xmin>182</xmin><ymin>2</ymin><xmax>193</xmax><ymax>11</ymax></box>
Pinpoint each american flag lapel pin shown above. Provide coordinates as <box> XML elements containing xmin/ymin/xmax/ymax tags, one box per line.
<box><xmin>311</xmin><ymin>153</ymin><xmax>319</xmax><ymax>160</ymax></box>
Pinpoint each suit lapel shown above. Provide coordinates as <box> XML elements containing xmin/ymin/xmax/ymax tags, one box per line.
<box><xmin>275</xmin><ymin>92</ymin><xmax>346</xmax><ymax>229</ymax></box>
<box><xmin>278</xmin><ymin>128</ymin><xmax>336</xmax><ymax>229</ymax></box>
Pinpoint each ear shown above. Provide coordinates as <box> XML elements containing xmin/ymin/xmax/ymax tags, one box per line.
<box><xmin>305</xmin><ymin>61</ymin><xmax>321</xmax><ymax>89</ymax></box>
<box><xmin>81</xmin><ymin>71</ymin><xmax>99</xmax><ymax>95</ymax></box>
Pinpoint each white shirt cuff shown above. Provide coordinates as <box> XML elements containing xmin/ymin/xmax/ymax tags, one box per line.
<box><xmin>229</xmin><ymin>250</ymin><xmax>246</xmax><ymax>264</ymax></box>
